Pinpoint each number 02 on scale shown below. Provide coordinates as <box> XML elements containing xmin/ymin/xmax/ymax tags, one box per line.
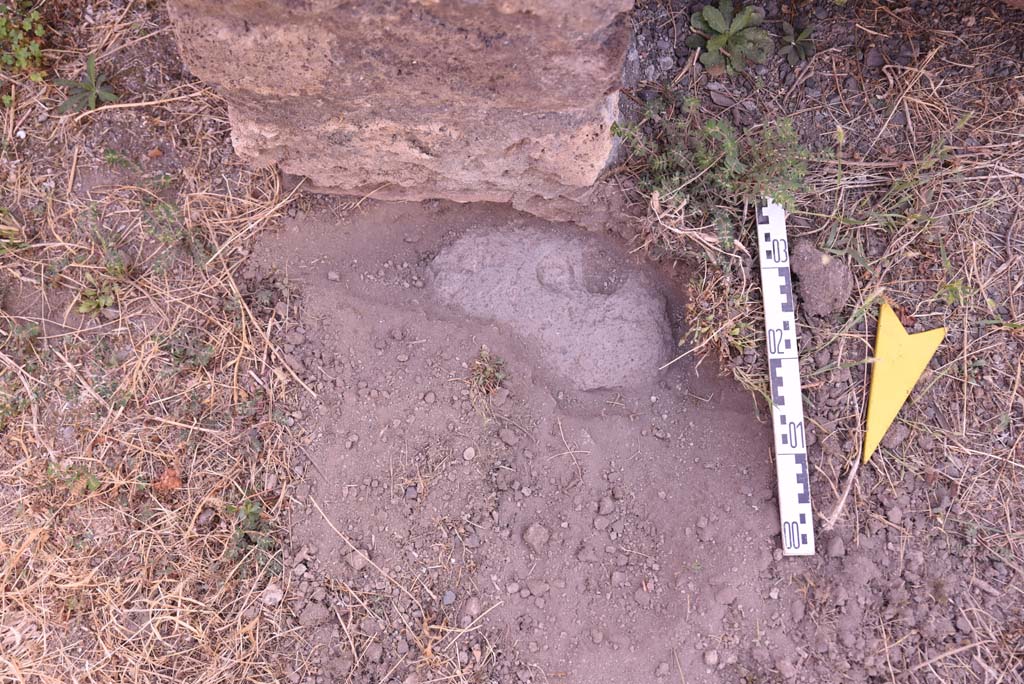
<box><xmin>756</xmin><ymin>199</ymin><xmax>815</xmax><ymax>556</ymax></box>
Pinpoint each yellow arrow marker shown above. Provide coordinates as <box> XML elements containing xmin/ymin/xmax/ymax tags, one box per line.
<box><xmin>863</xmin><ymin>301</ymin><xmax>945</xmax><ymax>463</ymax></box>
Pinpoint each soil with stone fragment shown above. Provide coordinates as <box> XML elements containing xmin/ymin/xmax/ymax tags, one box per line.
<box><xmin>250</xmin><ymin>201</ymin><xmax>811</xmax><ymax>683</ymax></box>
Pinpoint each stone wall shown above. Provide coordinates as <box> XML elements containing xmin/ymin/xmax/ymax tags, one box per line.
<box><xmin>167</xmin><ymin>1</ymin><xmax>636</xmax><ymax>228</ymax></box>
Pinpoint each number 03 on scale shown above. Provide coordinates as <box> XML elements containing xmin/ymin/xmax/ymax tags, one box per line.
<box><xmin>756</xmin><ymin>199</ymin><xmax>815</xmax><ymax>556</ymax></box>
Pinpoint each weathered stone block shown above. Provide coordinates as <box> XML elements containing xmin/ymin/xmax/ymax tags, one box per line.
<box><xmin>167</xmin><ymin>1</ymin><xmax>635</xmax><ymax>225</ymax></box>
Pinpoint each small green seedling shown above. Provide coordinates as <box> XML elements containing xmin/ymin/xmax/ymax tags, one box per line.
<box><xmin>76</xmin><ymin>277</ymin><xmax>115</xmax><ymax>315</ymax></box>
<box><xmin>12</xmin><ymin>322</ymin><xmax>41</xmax><ymax>345</ymax></box>
<box><xmin>224</xmin><ymin>499</ymin><xmax>280</xmax><ymax>576</ymax></box>
<box><xmin>104</xmin><ymin>248</ymin><xmax>131</xmax><ymax>279</ymax></box>
<box><xmin>779</xmin><ymin>21</ymin><xmax>815</xmax><ymax>66</ymax></box>
<box><xmin>56</xmin><ymin>55</ymin><xmax>117</xmax><ymax>113</ymax></box>
<box><xmin>687</xmin><ymin>0</ymin><xmax>773</xmax><ymax>76</ymax></box>
<box><xmin>612</xmin><ymin>93</ymin><xmax>808</xmax><ymax>259</ymax></box>
<box><xmin>0</xmin><ymin>2</ymin><xmax>46</xmax><ymax>82</ymax></box>
<box><xmin>103</xmin><ymin>148</ymin><xmax>139</xmax><ymax>170</ymax></box>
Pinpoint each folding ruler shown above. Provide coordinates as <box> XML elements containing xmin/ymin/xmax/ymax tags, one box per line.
<box><xmin>756</xmin><ymin>198</ymin><xmax>815</xmax><ymax>556</ymax></box>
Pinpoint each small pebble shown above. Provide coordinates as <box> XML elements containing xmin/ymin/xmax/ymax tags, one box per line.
<box><xmin>327</xmin><ymin>271</ymin><xmax>340</xmax><ymax>282</ymax></box>
<box><xmin>345</xmin><ymin>549</ymin><xmax>370</xmax><ymax>571</ymax></box>
<box><xmin>261</xmin><ymin>583</ymin><xmax>284</xmax><ymax>606</ymax></box>
<box><xmin>887</xmin><ymin>506</ymin><xmax>903</xmax><ymax>525</ymax></box>
<box><xmin>498</xmin><ymin>428</ymin><xmax>519</xmax><ymax>446</ymax></box>
<box><xmin>777</xmin><ymin>658</ymin><xmax>798</xmax><ymax>679</ymax></box>
<box><xmin>463</xmin><ymin>596</ymin><xmax>482</xmax><ymax>617</ymax></box>
<box><xmin>523</xmin><ymin>522</ymin><xmax>550</xmax><ymax>552</ymax></box>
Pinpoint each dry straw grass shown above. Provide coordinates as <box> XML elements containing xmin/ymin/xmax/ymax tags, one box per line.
<box><xmin>798</xmin><ymin>18</ymin><xmax>1024</xmax><ymax>677</ymax></box>
<box><xmin>2</xmin><ymin>5</ymin><xmax>497</xmax><ymax>683</ymax></box>
<box><xmin>1</xmin><ymin>4</ymin><xmax>304</xmax><ymax>682</ymax></box>
<box><xmin>630</xmin><ymin>1</ymin><xmax>1023</xmax><ymax>680</ymax></box>
<box><xmin>800</xmin><ymin>1</ymin><xmax>1023</xmax><ymax>576</ymax></box>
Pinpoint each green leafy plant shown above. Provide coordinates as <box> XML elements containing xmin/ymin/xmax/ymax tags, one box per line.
<box><xmin>224</xmin><ymin>499</ymin><xmax>281</xmax><ymax>577</ymax></box>
<box><xmin>0</xmin><ymin>1</ymin><xmax>45</xmax><ymax>82</ymax></box>
<box><xmin>76</xmin><ymin>277</ymin><xmax>116</xmax><ymax>314</ymax></box>
<box><xmin>45</xmin><ymin>461</ymin><xmax>101</xmax><ymax>493</ymax></box>
<box><xmin>55</xmin><ymin>55</ymin><xmax>117</xmax><ymax>113</ymax></box>
<box><xmin>143</xmin><ymin>199</ymin><xmax>184</xmax><ymax>244</ymax></box>
<box><xmin>938</xmin><ymin>278</ymin><xmax>975</xmax><ymax>306</ymax></box>
<box><xmin>779</xmin><ymin>21</ymin><xmax>815</xmax><ymax>66</ymax></box>
<box><xmin>686</xmin><ymin>0</ymin><xmax>772</xmax><ymax>76</ymax></box>
<box><xmin>103</xmin><ymin>248</ymin><xmax>131</xmax><ymax>279</ymax></box>
<box><xmin>0</xmin><ymin>387</ymin><xmax>29</xmax><ymax>433</ymax></box>
<box><xmin>613</xmin><ymin>92</ymin><xmax>808</xmax><ymax>255</ymax></box>
<box><xmin>615</xmin><ymin>94</ymin><xmax>811</xmax><ymax>382</ymax></box>
<box><xmin>12</xmin><ymin>322</ymin><xmax>41</xmax><ymax>346</ymax></box>
<box><xmin>159</xmin><ymin>327</ymin><xmax>215</xmax><ymax>371</ymax></box>
<box><xmin>103</xmin><ymin>148</ymin><xmax>139</xmax><ymax>170</ymax></box>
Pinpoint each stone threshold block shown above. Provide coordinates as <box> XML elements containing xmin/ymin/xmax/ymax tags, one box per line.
<box><xmin>168</xmin><ymin>0</ymin><xmax>636</xmax><ymax>229</ymax></box>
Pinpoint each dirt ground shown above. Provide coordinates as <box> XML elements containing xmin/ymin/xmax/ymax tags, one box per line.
<box><xmin>250</xmin><ymin>200</ymin><xmax>799</xmax><ymax>683</ymax></box>
<box><xmin>1</xmin><ymin>1</ymin><xmax>1022</xmax><ymax>684</ymax></box>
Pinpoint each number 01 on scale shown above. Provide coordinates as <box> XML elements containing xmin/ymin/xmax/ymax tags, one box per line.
<box><xmin>756</xmin><ymin>199</ymin><xmax>815</xmax><ymax>556</ymax></box>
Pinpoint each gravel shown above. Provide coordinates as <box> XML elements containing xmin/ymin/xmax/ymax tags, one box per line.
<box><xmin>522</xmin><ymin>522</ymin><xmax>550</xmax><ymax>553</ymax></box>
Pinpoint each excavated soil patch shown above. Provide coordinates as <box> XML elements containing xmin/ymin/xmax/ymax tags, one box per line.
<box><xmin>429</xmin><ymin>227</ymin><xmax>673</xmax><ymax>390</ymax></box>
<box><xmin>251</xmin><ymin>201</ymin><xmax>803</xmax><ymax>683</ymax></box>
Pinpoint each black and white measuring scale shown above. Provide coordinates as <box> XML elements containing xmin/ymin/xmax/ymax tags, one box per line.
<box><xmin>756</xmin><ymin>198</ymin><xmax>815</xmax><ymax>556</ymax></box>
